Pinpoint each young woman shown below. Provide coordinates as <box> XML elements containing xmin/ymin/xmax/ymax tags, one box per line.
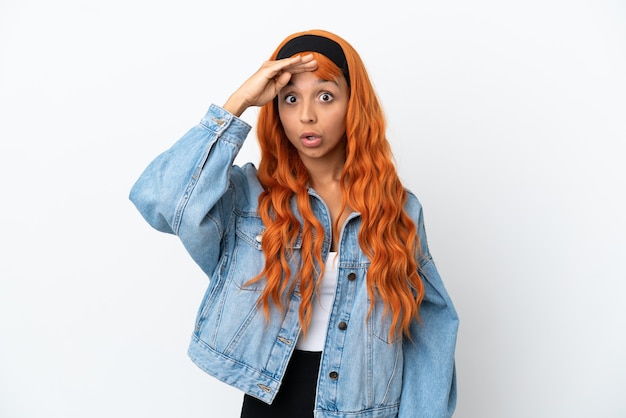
<box><xmin>130</xmin><ymin>29</ymin><xmax>458</xmax><ymax>418</ymax></box>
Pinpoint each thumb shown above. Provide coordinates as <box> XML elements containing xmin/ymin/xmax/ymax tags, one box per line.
<box><xmin>273</xmin><ymin>71</ymin><xmax>293</xmax><ymax>93</ymax></box>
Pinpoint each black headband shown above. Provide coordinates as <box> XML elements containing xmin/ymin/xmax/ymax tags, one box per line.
<box><xmin>276</xmin><ymin>34</ymin><xmax>350</xmax><ymax>86</ymax></box>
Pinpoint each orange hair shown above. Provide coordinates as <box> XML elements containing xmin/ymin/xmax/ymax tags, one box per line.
<box><xmin>249</xmin><ymin>29</ymin><xmax>424</xmax><ymax>341</ymax></box>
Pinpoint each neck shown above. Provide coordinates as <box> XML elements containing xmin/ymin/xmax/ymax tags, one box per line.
<box><xmin>304</xmin><ymin>158</ymin><xmax>345</xmax><ymax>190</ymax></box>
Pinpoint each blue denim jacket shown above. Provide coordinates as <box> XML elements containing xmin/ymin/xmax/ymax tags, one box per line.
<box><xmin>130</xmin><ymin>104</ymin><xmax>459</xmax><ymax>418</ymax></box>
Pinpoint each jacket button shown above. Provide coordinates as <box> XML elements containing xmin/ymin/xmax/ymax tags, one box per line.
<box><xmin>257</xmin><ymin>383</ymin><xmax>271</xmax><ymax>393</ymax></box>
<box><xmin>277</xmin><ymin>336</ymin><xmax>292</xmax><ymax>345</ymax></box>
<box><xmin>347</xmin><ymin>272</ymin><xmax>356</xmax><ymax>281</ymax></box>
<box><xmin>338</xmin><ymin>321</ymin><xmax>347</xmax><ymax>330</ymax></box>
<box><xmin>329</xmin><ymin>371</ymin><xmax>339</xmax><ymax>380</ymax></box>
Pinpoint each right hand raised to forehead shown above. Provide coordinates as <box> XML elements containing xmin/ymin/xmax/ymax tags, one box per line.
<box><xmin>223</xmin><ymin>54</ymin><xmax>317</xmax><ymax>117</ymax></box>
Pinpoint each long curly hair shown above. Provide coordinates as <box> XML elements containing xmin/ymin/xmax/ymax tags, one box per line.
<box><xmin>248</xmin><ymin>29</ymin><xmax>424</xmax><ymax>341</ymax></box>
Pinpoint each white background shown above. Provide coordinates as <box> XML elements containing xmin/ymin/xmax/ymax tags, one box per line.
<box><xmin>1</xmin><ymin>0</ymin><xmax>625</xmax><ymax>417</ymax></box>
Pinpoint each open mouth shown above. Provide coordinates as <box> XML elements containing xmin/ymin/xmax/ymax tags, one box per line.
<box><xmin>301</xmin><ymin>135</ymin><xmax>322</xmax><ymax>147</ymax></box>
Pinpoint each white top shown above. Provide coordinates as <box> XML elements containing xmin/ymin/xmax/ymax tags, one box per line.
<box><xmin>295</xmin><ymin>251</ymin><xmax>339</xmax><ymax>351</ymax></box>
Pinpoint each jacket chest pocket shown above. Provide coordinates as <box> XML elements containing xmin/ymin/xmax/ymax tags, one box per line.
<box><xmin>231</xmin><ymin>215</ymin><xmax>302</xmax><ymax>291</ymax></box>
<box><xmin>370</xmin><ymin>296</ymin><xmax>403</xmax><ymax>344</ymax></box>
<box><xmin>235</xmin><ymin>215</ymin><xmax>265</xmax><ymax>250</ymax></box>
<box><xmin>230</xmin><ymin>215</ymin><xmax>266</xmax><ymax>291</ymax></box>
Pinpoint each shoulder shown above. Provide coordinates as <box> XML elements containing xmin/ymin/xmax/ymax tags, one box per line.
<box><xmin>231</xmin><ymin>162</ymin><xmax>264</xmax><ymax>211</ymax></box>
<box><xmin>403</xmin><ymin>188</ymin><xmax>424</xmax><ymax>218</ymax></box>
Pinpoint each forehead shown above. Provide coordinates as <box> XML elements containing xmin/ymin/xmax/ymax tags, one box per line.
<box><xmin>284</xmin><ymin>71</ymin><xmax>346</xmax><ymax>91</ymax></box>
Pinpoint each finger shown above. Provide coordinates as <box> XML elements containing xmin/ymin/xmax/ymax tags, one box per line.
<box><xmin>295</xmin><ymin>53</ymin><xmax>315</xmax><ymax>64</ymax></box>
<box><xmin>276</xmin><ymin>53</ymin><xmax>313</xmax><ymax>64</ymax></box>
<box><xmin>272</xmin><ymin>53</ymin><xmax>315</xmax><ymax>72</ymax></box>
<box><xmin>284</xmin><ymin>60</ymin><xmax>317</xmax><ymax>75</ymax></box>
<box><xmin>281</xmin><ymin>56</ymin><xmax>317</xmax><ymax>74</ymax></box>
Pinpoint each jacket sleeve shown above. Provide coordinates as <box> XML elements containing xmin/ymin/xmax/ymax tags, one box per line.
<box><xmin>399</xmin><ymin>199</ymin><xmax>459</xmax><ymax>418</ymax></box>
<box><xmin>129</xmin><ymin>104</ymin><xmax>253</xmax><ymax>276</ymax></box>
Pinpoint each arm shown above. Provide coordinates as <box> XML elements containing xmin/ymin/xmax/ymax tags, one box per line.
<box><xmin>129</xmin><ymin>54</ymin><xmax>319</xmax><ymax>275</ymax></box>
<box><xmin>128</xmin><ymin>105</ymin><xmax>251</xmax><ymax>275</ymax></box>
<box><xmin>399</xmin><ymin>201</ymin><xmax>459</xmax><ymax>418</ymax></box>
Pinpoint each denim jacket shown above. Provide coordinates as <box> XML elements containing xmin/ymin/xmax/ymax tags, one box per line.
<box><xmin>129</xmin><ymin>104</ymin><xmax>459</xmax><ymax>418</ymax></box>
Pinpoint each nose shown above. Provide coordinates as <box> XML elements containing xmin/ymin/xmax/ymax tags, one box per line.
<box><xmin>299</xmin><ymin>101</ymin><xmax>316</xmax><ymax>123</ymax></box>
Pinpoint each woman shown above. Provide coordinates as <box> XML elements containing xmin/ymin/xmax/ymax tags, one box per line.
<box><xmin>130</xmin><ymin>29</ymin><xmax>458</xmax><ymax>418</ymax></box>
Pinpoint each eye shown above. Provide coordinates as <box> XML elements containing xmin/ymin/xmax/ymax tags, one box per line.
<box><xmin>319</xmin><ymin>92</ymin><xmax>334</xmax><ymax>102</ymax></box>
<box><xmin>283</xmin><ymin>94</ymin><xmax>297</xmax><ymax>104</ymax></box>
